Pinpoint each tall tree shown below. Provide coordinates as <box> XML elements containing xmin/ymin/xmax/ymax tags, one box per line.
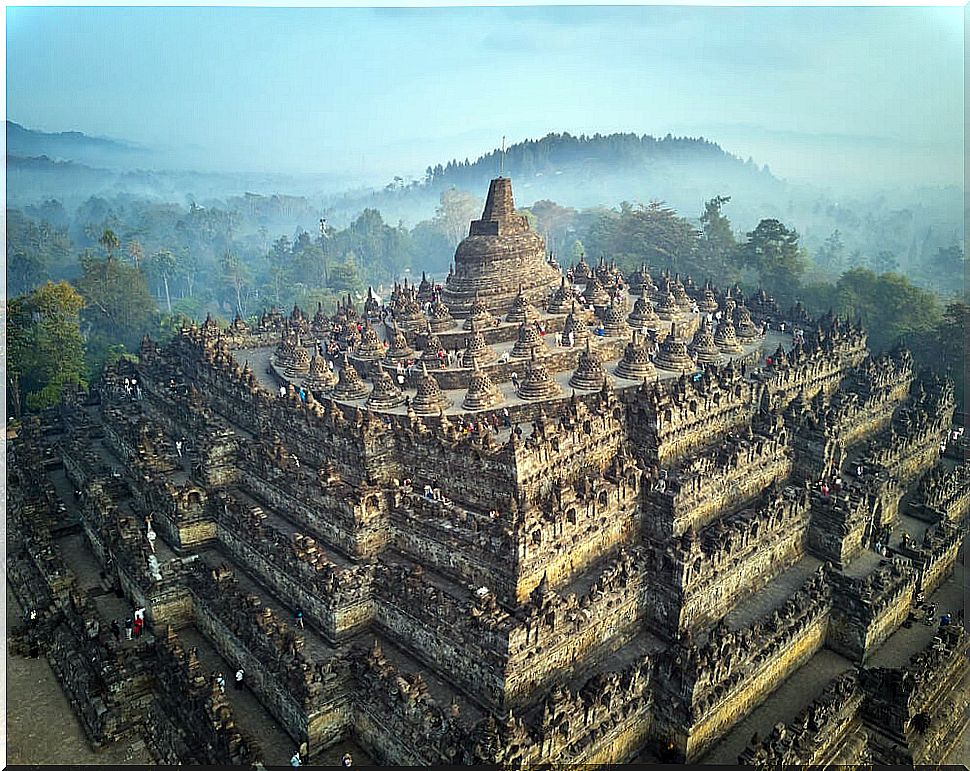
<box><xmin>151</xmin><ymin>249</ymin><xmax>178</xmax><ymax>313</ymax></box>
<box><xmin>75</xmin><ymin>251</ymin><xmax>157</xmax><ymax>355</ymax></box>
<box><xmin>815</xmin><ymin>229</ymin><xmax>844</xmax><ymax>273</ymax></box>
<box><xmin>7</xmin><ymin>281</ymin><xmax>87</xmax><ymax>414</ymax></box>
<box><xmin>698</xmin><ymin>195</ymin><xmax>738</xmax><ymax>281</ymax></box>
<box><xmin>432</xmin><ymin>189</ymin><xmax>481</xmax><ymax>247</ymax></box>
<box><xmin>737</xmin><ymin>219</ymin><xmax>808</xmax><ymax>305</ymax></box>
<box><xmin>221</xmin><ymin>250</ymin><xmax>251</xmax><ymax>317</ymax></box>
<box><xmin>99</xmin><ymin>228</ymin><xmax>120</xmax><ymax>259</ymax></box>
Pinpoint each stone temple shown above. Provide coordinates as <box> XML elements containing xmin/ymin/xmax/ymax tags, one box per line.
<box><xmin>7</xmin><ymin>176</ymin><xmax>970</xmax><ymax>766</ymax></box>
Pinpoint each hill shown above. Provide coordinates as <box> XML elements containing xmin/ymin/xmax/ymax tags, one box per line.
<box><xmin>6</xmin><ymin>120</ymin><xmax>147</xmax><ymax>169</ymax></box>
<box><xmin>329</xmin><ymin>132</ymin><xmax>789</xmax><ymax>231</ymax></box>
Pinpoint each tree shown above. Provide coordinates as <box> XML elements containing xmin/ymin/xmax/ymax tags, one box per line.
<box><xmin>151</xmin><ymin>249</ymin><xmax>178</xmax><ymax>313</ymax></box>
<box><xmin>6</xmin><ymin>208</ymin><xmax>75</xmax><ymax>295</ymax></box>
<box><xmin>698</xmin><ymin>195</ymin><xmax>738</xmax><ymax>282</ymax></box>
<box><xmin>868</xmin><ymin>250</ymin><xmax>899</xmax><ymax>274</ymax></box>
<box><xmin>815</xmin><ymin>229</ymin><xmax>844</xmax><ymax>273</ymax></box>
<box><xmin>737</xmin><ymin>219</ymin><xmax>808</xmax><ymax>306</ymax></box>
<box><xmin>432</xmin><ymin>188</ymin><xmax>481</xmax><ymax>247</ymax></box>
<box><xmin>932</xmin><ymin>244</ymin><xmax>965</xmax><ymax>297</ymax></box>
<box><xmin>586</xmin><ymin>201</ymin><xmax>699</xmax><ymax>276</ymax></box>
<box><xmin>529</xmin><ymin>200</ymin><xmax>579</xmax><ymax>256</ymax></box>
<box><xmin>75</xmin><ymin>251</ymin><xmax>157</xmax><ymax>359</ymax></box>
<box><xmin>267</xmin><ymin>235</ymin><xmax>292</xmax><ymax>306</ymax></box>
<box><xmin>126</xmin><ymin>239</ymin><xmax>144</xmax><ymax>270</ymax></box>
<box><xmin>699</xmin><ymin>196</ymin><xmax>736</xmax><ymax>259</ymax></box>
<box><xmin>7</xmin><ymin>281</ymin><xmax>87</xmax><ymax>414</ymax></box>
<box><xmin>99</xmin><ymin>228</ymin><xmax>121</xmax><ymax>259</ymax></box>
<box><xmin>569</xmin><ymin>240</ymin><xmax>586</xmax><ymax>264</ymax></box>
<box><xmin>221</xmin><ymin>250</ymin><xmax>251</xmax><ymax>317</ymax></box>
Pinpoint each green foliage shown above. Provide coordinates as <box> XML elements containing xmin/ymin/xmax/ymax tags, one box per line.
<box><xmin>737</xmin><ymin>219</ymin><xmax>808</xmax><ymax>307</ymax></box>
<box><xmin>814</xmin><ymin>229</ymin><xmax>844</xmax><ymax>275</ymax></box>
<box><xmin>570</xmin><ymin>240</ymin><xmax>586</xmax><ymax>263</ymax></box>
<box><xmin>7</xmin><ymin>281</ymin><xmax>87</xmax><ymax>414</ymax></box>
<box><xmin>697</xmin><ymin>195</ymin><xmax>740</xmax><ymax>284</ymax></box>
<box><xmin>6</xmin><ymin>208</ymin><xmax>75</xmax><ymax>295</ymax></box>
<box><xmin>584</xmin><ymin>201</ymin><xmax>700</xmax><ymax>276</ymax></box>
<box><xmin>799</xmin><ymin>268</ymin><xmax>942</xmax><ymax>352</ymax></box>
<box><xmin>75</xmin><ymin>252</ymin><xmax>158</xmax><ymax>355</ymax></box>
<box><xmin>328</xmin><ymin>254</ymin><xmax>365</xmax><ymax>294</ymax></box>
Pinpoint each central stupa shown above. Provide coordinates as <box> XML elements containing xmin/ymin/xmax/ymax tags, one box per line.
<box><xmin>441</xmin><ymin>177</ymin><xmax>562</xmax><ymax>316</ymax></box>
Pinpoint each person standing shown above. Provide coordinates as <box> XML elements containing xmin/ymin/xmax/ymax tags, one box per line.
<box><xmin>235</xmin><ymin>668</ymin><xmax>245</xmax><ymax>690</ymax></box>
<box><xmin>290</xmin><ymin>752</ymin><xmax>302</xmax><ymax>767</ymax></box>
<box><xmin>111</xmin><ymin>619</ymin><xmax>121</xmax><ymax>641</ymax></box>
<box><xmin>124</xmin><ymin>617</ymin><xmax>133</xmax><ymax>640</ymax></box>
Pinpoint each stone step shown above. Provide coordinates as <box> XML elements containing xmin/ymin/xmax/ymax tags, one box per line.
<box><xmin>175</xmin><ymin>624</ymin><xmax>303</xmax><ymax>766</ymax></box>
<box><xmin>698</xmin><ymin>648</ymin><xmax>854</xmax><ymax>764</ymax></box>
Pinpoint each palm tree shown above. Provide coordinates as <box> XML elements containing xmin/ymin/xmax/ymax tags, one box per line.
<box><xmin>99</xmin><ymin>229</ymin><xmax>120</xmax><ymax>260</ymax></box>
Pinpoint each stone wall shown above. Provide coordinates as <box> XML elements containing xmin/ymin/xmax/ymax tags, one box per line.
<box><xmin>648</xmin><ymin>487</ymin><xmax>810</xmax><ymax>636</ymax></box>
<box><xmin>909</xmin><ymin>460</ymin><xmax>970</xmax><ymax>524</ymax></box>
<box><xmin>188</xmin><ymin>565</ymin><xmax>350</xmax><ymax>749</ymax></box>
<box><xmin>827</xmin><ymin>563</ymin><xmax>916</xmax><ymax>663</ymax></box>
<box><xmin>654</xmin><ymin>566</ymin><xmax>832</xmax><ymax>760</ymax></box>
<box><xmin>216</xmin><ymin>492</ymin><xmax>374</xmax><ymax>642</ymax></box>
<box><xmin>644</xmin><ymin>428</ymin><xmax>791</xmax><ymax>538</ymax></box>
<box><xmin>629</xmin><ymin>365</ymin><xmax>757</xmax><ymax>466</ymax></box>
<box><xmin>860</xmin><ymin>626</ymin><xmax>970</xmax><ymax>764</ymax></box>
<box><xmin>738</xmin><ymin>671</ymin><xmax>869</xmax><ymax>766</ymax></box>
<box><xmin>150</xmin><ymin>626</ymin><xmax>263</xmax><ymax>765</ymax></box>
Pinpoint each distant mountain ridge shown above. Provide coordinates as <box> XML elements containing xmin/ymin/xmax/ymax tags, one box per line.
<box><xmin>6</xmin><ymin>123</ymin><xmax>788</xmax><ymax>230</ymax></box>
<box><xmin>6</xmin><ymin>120</ymin><xmax>145</xmax><ymax>169</ymax></box>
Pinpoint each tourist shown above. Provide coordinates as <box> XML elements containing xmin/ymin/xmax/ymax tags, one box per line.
<box><xmin>568</xmin><ymin>331</ymin><xmax>575</xmax><ymax>347</ymax></box>
<box><xmin>279</xmin><ymin>385</ymin><xmax>287</xmax><ymax>398</ymax></box>
<box><xmin>295</xmin><ymin>608</ymin><xmax>305</xmax><ymax>629</ymax></box>
<box><xmin>217</xmin><ymin>672</ymin><xmax>226</xmax><ymax>693</ymax></box>
<box><xmin>111</xmin><ymin>619</ymin><xmax>121</xmax><ymax>640</ymax></box>
<box><xmin>342</xmin><ymin>753</ymin><xmax>353</xmax><ymax>767</ymax></box>
<box><xmin>510</xmin><ymin>372</ymin><xmax>520</xmax><ymax>391</ymax></box>
<box><xmin>175</xmin><ymin>439</ymin><xmax>183</xmax><ymax>458</ymax></box>
<box><xmin>235</xmin><ymin>668</ymin><xmax>245</xmax><ymax>690</ymax></box>
<box><xmin>502</xmin><ymin>408</ymin><xmax>511</xmax><ymax>428</ymax></box>
<box><xmin>124</xmin><ymin>617</ymin><xmax>133</xmax><ymax>640</ymax></box>
<box><xmin>290</xmin><ymin>751</ymin><xmax>302</xmax><ymax>767</ymax></box>
<box><xmin>133</xmin><ymin>615</ymin><xmax>144</xmax><ymax>638</ymax></box>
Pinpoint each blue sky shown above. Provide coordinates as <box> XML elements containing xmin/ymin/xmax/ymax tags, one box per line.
<box><xmin>6</xmin><ymin>5</ymin><xmax>965</xmax><ymax>187</ymax></box>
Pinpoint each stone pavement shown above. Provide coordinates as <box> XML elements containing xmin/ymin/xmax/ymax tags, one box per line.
<box><xmin>5</xmin><ymin>586</ymin><xmax>152</xmax><ymax>766</ymax></box>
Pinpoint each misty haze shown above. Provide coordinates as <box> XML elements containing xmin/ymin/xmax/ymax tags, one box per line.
<box><xmin>5</xmin><ymin>4</ymin><xmax>969</xmax><ymax>769</ymax></box>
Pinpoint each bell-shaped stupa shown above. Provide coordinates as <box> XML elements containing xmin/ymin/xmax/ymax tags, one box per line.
<box><xmin>367</xmin><ymin>368</ymin><xmax>406</xmax><ymax>410</ymax></box>
<box><xmin>654</xmin><ymin>324</ymin><xmax>697</xmax><ymax>373</ymax></box>
<box><xmin>518</xmin><ymin>351</ymin><xmax>562</xmax><ymax>401</ymax></box>
<box><xmin>463</xmin><ymin>361</ymin><xmax>503</xmax><ymax>411</ymax></box>
<box><xmin>412</xmin><ymin>364</ymin><xmax>451</xmax><ymax>415</ymax></box>
<box><xmin>688</xmin><ymin>317</ymin><xmax>724</xmax><ymax>366</ymax></box>
<box><xmin>714</xmin><ymin>316</ymin><xmax>744</xmax><ymax>355</ymax></box>
<box><xmin>569</xmin><ymin>339</ymin><xmax>607</xmax><ymax>391</ymax></box>
<box><xmin>615</xmin><ymin>330</ymin><xmax>656</xmax><ymax>381</ymax></box>
<box><xmin>331</xmin><ymin>354</ymin><xmax>370</xmax><ymax>401</ymax></box>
